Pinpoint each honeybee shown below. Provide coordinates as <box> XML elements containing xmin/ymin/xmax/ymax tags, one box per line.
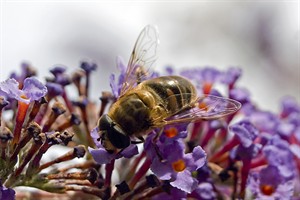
<box><xmin>98</xmin><ymin>25</ymin><xmax>241</xmax><ymax>153</ymax></box>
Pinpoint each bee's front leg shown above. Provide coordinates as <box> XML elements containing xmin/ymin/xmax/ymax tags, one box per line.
<box><xmin>151</xmin><ymin>129</ymin><xmax>166</xmax><ymax>162</ymax></box>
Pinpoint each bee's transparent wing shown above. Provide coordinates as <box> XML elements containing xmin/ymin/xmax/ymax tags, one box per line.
<box><xmin>120</xmin><ymin>25</ymin><xmax>159</xmax><ymax>96</ymax></box>
<box><xmin>153</xmin><ymin>95</ymin><xmax>241</xmax><ymax>126</ymax></box>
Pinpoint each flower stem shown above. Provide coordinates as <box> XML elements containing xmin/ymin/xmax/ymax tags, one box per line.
<box><xmin>239</xmin><ymin>159</ymin><xmax>251</xmax><ymax>199</ymax></box>
<box><xmin>12</xmin><ymin>101</ymin><xmax>30</xmax><ymax>146</ymax></box>
<box><xmin>251</xmin><ymin>156</ymin><xmax>267</xmax><ymax>169</ymax></box>
<box><xmin>62</xmin><ymin>89</ymin><xmax>74</xmax><ymax>112</ymax></box>
<box><xmin>105</xmin><ymin>159</ymin><xmax>115</xmax><ymax>188</ymax></box>
<box><xmin>125</xmin><ymin>151</ymin><xmax>146</xmax><ymax>180</ymax></box>
<box><xmin>39</xmin><ymin>145</ymin><xmax>86</xmax><ymax>171</ymax></box>
<box><xmin>200</xmin><ymin>128</ymin><xmax>217</xmax><ymax>147</ymax></box>
<box><xmin>209</xmin><ymin>136</ymin><xmax>240</xmax><ymax>163</ymax></box>
<box><xmin>128</xmin><ymin>158</ymin><xmax>151</xmax><ymax>189</ymax></box>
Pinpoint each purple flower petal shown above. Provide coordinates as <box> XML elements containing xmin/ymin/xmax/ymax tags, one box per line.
<box><xmin>119</xmin><ymin>144</ymin><xmax>139</xmax><ymax>158</ymax></box>
<box><xmin>249</xmin><ymin>111</ymin><xmax>279</xmax><ymax>133</ymax></box>
<box><xmin>230</xmin><ymin>120</ymin><xmax>258</xmax><ymax>148</ymax></box>
<box><xmin>170</xmin><ymin>170</ymin><xmax>198</xmax><ymax>193</ymax></box>
<box><xmin>185</xmin><ymin>146</ymin><xmax>207</xmax><ymax>171</ymax></box>
<box><xmin>89</xmin><ymin>147</ymin><xmax>114</xmax><ymax>165</ymax></box>
<box><xmin>50</xmin><ymin>65</ymin><xmax>67</xmax><ymax>76</ymax></box>
<box><xmin>22</xmin><ymin>77</ymin><xmax>48</xmax><ymax>101</ymax></box>
<box><xmin>46</xmin><ymin>82</ymin><xmax>64</xmax><ymax>97</ymax></box>
<box><xmin>263</xmin><ymin>136</ymin><xmax>295</xmax><ymax>179</ymax></box>
<box><xmin>0</xmin><ymin>181</ymin><xmax>15</xmax><ymax>200</ymax></box>
<box><xmin>192</xmin><ymin>182</ymin><xmax>216</xmax><ymax>200</ymax></box>
<box><xmin>109</xmin><ymin>74</ymin><xmax>119</xmax><ymax>98</ymax></box>
<box><xmin>0</xmin><ymin>77</ymin><xmax>47</xmax><ymax>104</ymax></box>
<box><xmin>276</xmin><ymin>122</ymin><xmax>295</xmax><ymax>137</ymax></box>
<box><xmin>80</xmin><ymin>61</ymin><xmax>97</xmax><ymax>73</ymax></box>
<box><xmin>221</xmin><ymin>67</ymin><xmax>242</xmax><ymax>86</ymax></box>
<box><xmin>90</xmin><ymin>127</ymin><xmax>101</xmax><ymax>149</ymax></box>
<box><xmin>150</xmin><ymin>157</ymin><xmax>172</xmax><ymax>180</ymax></box>
<box><xmin>0</xmin><ymin>78</ymin><xmax>23</xmax><ymax>101</ymax></box>
<box><xmin>229</xmin><ymin>87</ymin><xmax>250</xmax><ymax>104</ymax></box>
<box><xmin>280</xmin><ymin>96</ymin><xmax>300</xmax><ymax>117</ymax></box>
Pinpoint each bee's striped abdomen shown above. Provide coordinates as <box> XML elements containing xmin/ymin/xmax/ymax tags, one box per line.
<box><xmin>142</xmin><ymin>76</ymin><xmax>197</xmax><ymax>114</ymax></box>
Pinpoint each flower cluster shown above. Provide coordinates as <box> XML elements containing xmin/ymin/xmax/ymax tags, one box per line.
<box><xmin>0</xmin><ymin>57</ymin><xmax>299</xmax><ymax>200</ymax></box>
<box><xmin>0</xmin><ymin>61</ymin><xmax>106</xmax><ymax>199</ymax></box>
<box><xmin>89</xmin><ymin>64</ymin><xmax>300</xmax><ymax>199</ymax></box>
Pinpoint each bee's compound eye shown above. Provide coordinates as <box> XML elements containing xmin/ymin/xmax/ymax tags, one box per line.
<box><xmin>107</xmin><ymin>125</ymin><xmax>131</xmax><ymax>149</ymax></box>
<box><xmin>98</xmin><ymin>114</ymin><xmax>113</xmax><ymax>131</ymax></box>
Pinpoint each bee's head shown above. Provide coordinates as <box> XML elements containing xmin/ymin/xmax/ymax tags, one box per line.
<box><xmin>98</xmin><ymin>114</ymin><xmax>131</xmax><ymax>153</ymax></box>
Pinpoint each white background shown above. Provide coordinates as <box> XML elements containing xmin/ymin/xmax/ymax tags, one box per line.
<box><xmin>1</xmin><ymin>1</ymin><xmax>299</xmax><ymax>112</ymax></box>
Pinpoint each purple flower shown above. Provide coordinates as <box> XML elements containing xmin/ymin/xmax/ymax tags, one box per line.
<box><xmin>88</xmin><ymin>127</ymin><xmax>138</xmax><ymax>164</ymax></box>
<box><xmin>165</xmin><ymin>66</ymin><xmax>175</xmax><ymax>75</ymax></box>
<box><xmin>0</xmin><ymin>77</ymin><xmax>47</xmax><ymax>104</ymax></box>
<box><xmin>230</xmin><ymin>143</ymin><xmax>262</xmax><ymax>161</ymax></box>
<box><xmin>180</xmin><ymin>67</ymin><xmax>221</xmax><ymax>94</ymax></box>
<box><xmin>230</xmin><ymin>120</ymin><xmax>259</xmax><ymax>148</ymax></box>
<box><xmin>145</xmin><ymin>134</ymin><xmax>206</xmax><ymax>193</ymax></box>
<box><xmin>181</xmin><ymin>67</ymin><xmax>221</xmax><ymax>84</ymax></box>
<box><xmin>195</xmin><ymin>163</ymin><xmax>211</xmax><ymax>183</ymax></box>
<box><xmin>220</xmin><ymin>67</ymin><xmax>242</xmax><ymax>88</ymax></box>
<box><xmin>49</xmin><ymin>65</ymin><xmax>71</xmax><ymax>86</ymax></box>
<box><xmin>159</xmin><ymin>124</ymin><xmax>189</xmax><ymax>144</ymax></box>
<box><xmin>9</xmin><ymin>62</ymin><xmax>36</xmax><ymax>83</ymax></box>
<box><xmin>80</xmin><ymin>61</ymin><xmax>97</xmax><ymax>73</ymax></box>
<box><xmin>287</xmin><ymin>112</ymin><xmax>300</xmax><ymax>127</ymax></box>
<box><xmin>276</xmin><ymin>121</ymin><xmax>296</xmax><ymax>138</ymax></box>
<box><xmin>229</xmin><ymin>87</ymin><xmax>251</xmax><ymax>104</ymax></box>
<box><xmin>190</xmin><ymin>182</ymin><xmax>216</xmax><ymax>200</ymax></box>
<box><xmin>46</xmin><ymin>82</ymin><xmax>64</xmax><ymax>98</ymax></box>
<box><xmin>247</xmin><ymin>165</ymin><xmax>294</xmax><ymax>199</ymax></box>
<box><xmin>110</xmin><ymin>57</ymin><xmax>127</xmax><ymax>98</ymax></box>
<box><xmin>263</xmin><ymin>136</ymin><xmax>296</xmax><ymax>180</ymax></box>
<box><xmin>50</xmin><ymin>65</ymin><xmax>67</xmax><ymax>77</ymax></box>
<box><xmin>0</xmin><ymin>181</ymin><xmax>15</xmax><ymax>200</ymax></box>
<box><xmin>152</xmin><ymin>186</ymin><xmax>187</xmax><ymax>200</ymax></box>
<box><xmin>54</xmin><ymin>74</ymin><xmax>71</xmax><ymax>86</ymax></box>
<box><xmin>249</xmin><ymin>111</ymin><xmax>279</xmax><ymax>133</ymax></box>
<box><xmin>229</xmin><ymin>120</ymin><xmax>261</xmax><ymax>160</ymax></box>
<box><xmin>280</xmin><ymin>96</ymin><xmax>300</xmax><ymax>118</ymax></box>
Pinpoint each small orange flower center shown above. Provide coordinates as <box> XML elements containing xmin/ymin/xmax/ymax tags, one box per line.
<box><xmin>260</xmin><ymin>184</ymin><xmax>275</xmax><ymax>196</ymax></box>
<box><xmin>172</xmin><ymin>159</ymin><xmax>186</xmax><ymax>172</ymax></box>
<box><xmin>198</xmin><ymin>102</ymin><xmax>208</xmax><ymax>111</ymax></box>
<box><xmin>20</xmin><ymin>94</ymin><xmax>29</xmax><ymax>100</ymax></box>
<box><xmin>165</xmin><ymin>127</ymin><xmax>178</xmax><ymax>138</ymax></box>
<box><xmin>203</xmin><ymin>82</ymin><xmax>212</xmax><ymax>94</ymax></box>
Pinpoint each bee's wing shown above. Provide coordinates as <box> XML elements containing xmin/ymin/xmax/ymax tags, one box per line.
<box><xmin>120</xmin><ymin>25</ymin><xmax>159</xmax><ymax>97</ymax></box>
<box><xmin>153</xmin><ymin>95</ymin><xmax>241</xmax><ymax>126</ymax></box>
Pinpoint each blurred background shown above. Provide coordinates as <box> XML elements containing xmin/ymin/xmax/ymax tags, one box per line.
<box><xmin>1</xmin><ymin>1</ymin><xmax>299</xmax><ymax>112</ymax></box>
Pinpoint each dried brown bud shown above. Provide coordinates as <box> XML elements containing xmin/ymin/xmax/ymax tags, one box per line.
<box><xmin>87</xmin><ymin>168</ymin><xmax>98</xmax><ymax>184</ymax></box>
<box><xmin>27</xmin><ymin>122</ymin><xmax>42</xmax><ymax>138</ymax></box>
<box><xmin>146</xmin><ymin>174</ymin><xmax>160</xmax><ymax>188</ymax></box>
<box><xmin>73</xmin><ymin>145</ymin><xmax>86</xmax><ymax>158</ymax></box>
<box><xmin>72</xmin><ymin>70</ymin><xmax>85</xmax><ymax>83</ymax></box>
<box><xmin>70</xmin><ymin>113</ymin><xmax>81</xmax><ymax>125</ymax></box>
<box><xmin>0</xmin><ymin>96</ymin><xmax>9</xmax><ymax>109</ymax></box>
<box><xmin>0</xmin><ymin>127</ymin><xmax>13</xmax><ymax>143</ymax></box>
<box><xmin>52</xmin><ymin>101</ymin><xmax>66</xmax><ymax>116</ymax></box>
<box><xmin>59</xmin><ymin>130</ymin><xmax>74</xmax><ymax>145</ymax></box>
<box><xmin>116</xmin><ymin>181</ymin><xmax>130</xmax><ymax>195</ymax></box>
